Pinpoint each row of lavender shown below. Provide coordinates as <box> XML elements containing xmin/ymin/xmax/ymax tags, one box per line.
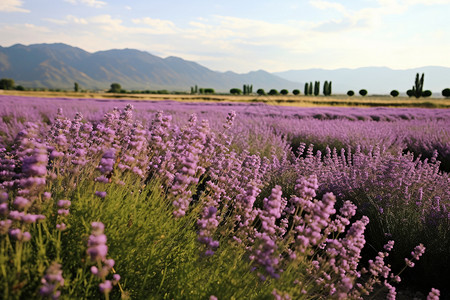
<box><xmin>1</xmin><ymin>96</ymin><xmax>449</xmax><ymax>170</ymax></box>
<box><xmin>0</xmin><ymin>95</ymin><xmax>448</xmax><ymax>298</ymax></box>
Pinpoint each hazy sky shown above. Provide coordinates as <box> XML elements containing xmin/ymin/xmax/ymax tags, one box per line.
<box><xmin>1</xmin><ymin>0</ymin><xmax>449</xmax><ymax>73</ymax></box>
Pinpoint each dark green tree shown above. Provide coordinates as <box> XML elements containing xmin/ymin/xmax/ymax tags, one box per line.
<box><xmin>15</xmin><ymin>85</ymin><xmax>25</xmax><ymax>91</ymax></box>
<box><xmin>314</xmin><ymin>81</ymin><xmax>320</xmax><ymax>96</ymax></box>
<box><xmin>328</xmin><ymin>81</ymin><xmax>332</xmax><ymax>96</ymax></box>
<box><xmin>390</xmin><ymin>90</ymin><xmax>399</xmax><ymax>97</ymax></box>
<box><xmin>411</xmin><ymin>73</ymin><xmax>424</xmax><ymax>98</ymax></box>
<box><xmin>0</xmin><ymin>78</ymin><xmax>15</xmax><ymax>90</ymax></box>
<box><xmin>199</xmin><ymin>88</ymin><xmax>205</xmax><ymax>94</ymax></box>
<box><xmin>347</xmin><ymin>90</ymin><xmax>354</xmax><ymax>97</ymax></box>
<box><xmin>323</xmin><ymin>81</ymin><xmax>328</xmax><ymax>96</ymax></box>
<box><xmin>280</xmin><ymin>89</ymin><xmax>289</xmax><ymax>95</ymax></box>
<box><xmin>230</xmin><ymin>88</ymin><xmax>242</xmax><ymax>95</ymax></box>
<box><xmin>309</xmin><ymin>82</ymin><xmax>313</xmax><ymax>95</ymax></box>
<box><xmin>109</xmin><ymin>83</ymin><xmax>122</xmax><ymax>93</ymax></box>
<box><xmin>256</xmin><ymin>88</ymin><xmax>265</xmax><ymax>95</ymax></box>
<box><xmin>422</xmin><ymin>90</ymin><xmax>432</xmax><ymax>97</ymax></box>
<box><xmin>304</xmin><ymin>83</ymin><xmax>309</xmax><ymax>95</ymax></box>
<box><xmin>406</xmin><ymin>89</ymin><xmax>413</xmax><ymax>97</ymax></box>
<box><xmin>268</xmin><ymin>89</ymin><xmax>279</xmax><ymax>95</ymax></box>
<box><xmin>204</xmin><ymin>88</ymin><xmax>215</xmax><ymax>94</ymax></box>
<box><xmin>359</xmin><ymin>89</ymin><xmax>368</xmax><ymax>96</ymax></box>
<box><xmin>442</xmin><ymin>88</ymin><xmax>450</xmax><ymax>98</ymax></box>
<box><xmin>293</xmin><ymin>89</ymin><xmax>300</xmax><ymax>95</ymax></box>
<box><xmin>74</xmin><ymin>82</ymin><xmax>79</xmax><ymax>92</ymax></box>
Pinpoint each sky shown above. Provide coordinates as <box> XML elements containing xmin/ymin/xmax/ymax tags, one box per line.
<box><xmin>0</xmin><ymin>0</ymin><xmax>449</xmax><ymax>73</ymax></box>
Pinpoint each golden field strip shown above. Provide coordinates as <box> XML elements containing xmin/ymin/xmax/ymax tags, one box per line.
<box><xmin>1</xmin><ymin>90</ymin><xmax>450</xmax><ymax>108</ymax></box>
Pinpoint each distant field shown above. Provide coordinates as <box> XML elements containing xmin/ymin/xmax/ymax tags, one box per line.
<box><xmin>2</xmin><ymin>90</ymin><xmax>450</xmax><ymax>108</ymax></box>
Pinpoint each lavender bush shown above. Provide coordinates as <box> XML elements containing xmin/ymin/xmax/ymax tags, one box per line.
<box><xmin>0</xmin><ymin>95</ymin><xmax>448</xmax><ymax>299</ymax></box>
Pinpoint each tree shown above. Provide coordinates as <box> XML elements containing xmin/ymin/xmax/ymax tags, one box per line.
<box><xmin>406</xmin><ymin>89</ymin><xmax>413</xmax><ymax>97</ymax></box>
<box><xmin>411</xmin><ymin>73</ymin><xmax>424</xmax><ymax>98</ymax></box>
<box><xmin>292</xmin><ymin>89</ymin><xmax>300</xmax><ymax>95</ymax></box>
<box><xmin>308</xmin><ymin>82</ymin><xmax>313</xmax><ymax>95</ymax></box>
<box><xmin>304</xmin><ymin>83</ymin><xmax>309</xmax><ymax>95</ymax></box>
<box><xmin>230</xmin><ymin>88</ymin><xmax>242</xmax><ymax>95</ymax></box>
<box><xmin>109</xmin><ymin>83</ymin><xmax>122</xmax><ymax>93</ymax></box>
<box><xmin>390</xmin><ymin>90</ymin><xmax>399</xmax><ymax>97</ymax></box>
<box><xmin>280</xmin><ymin>89</ymin><xmax>289</xmax><ymax>95</ymax></box>
<box><xmin>422</xmin><ymin>90</ymin><xmax>432</xmax><ymax>97</ymax></box>
<box><xmin>0</xmin><ymin>78</ymin><xmax>15</xmax><ymax>90</ymax></box>
<box><xmin>323</xmin><ymin>81</ymin><xmax>328</xmax><ymax>96</ymax></box>
<box><xmin>314</xmin><ymin>81</ymin><xmax>320</xmax><ymax>96</ymax></box>
<box><xmin>204</xmin><ymin>88</ymin><xmax>215</xmax><ymax>94</ymax></box>
<box><xmin>256</xmin><ymin>88</ymin><xmax>266</xmax><ymax>96</ymax></box>
<box><xmin>442</xmin><ymin>88</ymin><xmax>450</xmax><ymax>98</ymax></box>
<box><xmin>347</xmin><ymin>90</ymin><xmax>354</xmax><ymax>97</ymax></box>
<box><xmin>328</xmin><ymin>81</ymin><xmax>332</xmax><ymax>96</ymax></box>
<box><xmin>74</xmin><ymin>82</ymin><xmax>79</xmax><ymax>92</ymax></box>
<box><xmin>268</xmin><ymin>89</ymin><xmax>279</xmax><ymax>95</ymax></box>
<box><xmin>15</xmin><ymin>85</ymin><xmax>25</xmax><ymax>91</ymax></box>
<box><xmin>359</xmin><ymin>89</ymin><xmax>368</xmax><ymax>96</ymax></box>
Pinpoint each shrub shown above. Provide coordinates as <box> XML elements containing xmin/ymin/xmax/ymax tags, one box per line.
<box><xmin>280</xmin><ymin>89</ymin><xmax>289</xmax><ymax>95</ymax></box>
<box><xmin>268</xmin><ymin>89</ymin><xmax>279</xmax><ymax>95</ymax></box>
<box><xmin>422</xmin><ymin>90</ymin><xmax>432</xmax><ymax>97</ymax></box>
<box><xmin>109</xmin><ymin>83</ymin><xmax>122</xmax><ymax>93</ymax></box>
<box><xmin>359</xmin><ymin>89</ymin><xmax>368</xmax><ymax>96</ymax></box>
<box><xmin>230</xmin><ymin>88</ymin><xmax>242</xmax><ymax>95</ymax></box>
<box><xmin>390</xmin><ymin>90</ymin><xmax>399</xmax><ymax>97</ymax></box>
<box><xmin>0</xmin><ymin>78</ymin><xmax>15</xmax><ymax>90</ymax></box>
<box><xmin>347</xmin><ymin>90</ymin><xmax>354</xmax><ymax>97</ymax></box>
<box><xmin>292</xmin><ymin>89</ymin><xmax>300</xmax><ymax>95</ymax></box>
<box><xmin>406</xmin><ymin>89</ymin><xmax>413</xmax><ymax>97</ymax></box>
<box><xmin>256</xmin><ymin>88</ymin><xmax>266</xmax><ymax>96</ymax></box>
<box><xmin>442</xmin><ymin>88</ymin><xmax>450</xmax><ymax>98</ymax></box>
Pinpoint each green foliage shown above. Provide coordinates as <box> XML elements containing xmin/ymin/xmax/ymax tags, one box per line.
<box><xmin>268</xmin><ymin>89</ymin><xmax>279</xmax><ymax>95</ymax></box>
<box><xmin>230</xmin><ymin>88</ymin><xmax>242</xmax><ymax>95</ymax></box>
<box><xmin>292</xmin><ymin>89</ymin><xmax>300</xmax><ymax>95</ymax></box>
<box><xmin>406</xmin><ymin>89</ymin><xmax>413</xmax><ymax>97</ymax></box>
<box><xmin>280</xmin><ymin>89</ymin><xmax>289</xmax><ymax>95</ymax></box>
<box><xmin>243</xmin><ymin>84</ymin><xmax>253</xmax><ymax>95</ymax></box>
<box><xmin>313</xmin><ymin>81</ymin><xmax>320</xmax><ymax>96</ymax></box>
<box><xmin>359</xmin><ymin>89</ymin><xmax>368</xmax><ymax>96</ymax></box>
<box><xmin>109</xmin><ymin>83</ymin><xmax>122</xmax><ymax>93</ymax></box>
<box><xmin>442</xmin><ymin>88</ymin><xmax>450</xmax><ymax>98</ymax></box>
<box><xmin>308</xmin><ymin>82</ymin><xmax>313</xmax><ymax>95</ymax></box>
<box><xmin>347</xmin><ymin>90</ymin><xmax>355</xmax><ymax>97</ymax></box>
<box><xmin>204</xmin><ymin>88</ymin><xmax>215</xmax><ymax>94</ymax></box>
<box><xmin>0</xmin><ymin>78</ymin><xmax>15</xmax><ymax>90</ymax></box>
<box><xmin>422</xmin><ymin>90</ymin><xmax>432</xmax><ymax>98</ymax></box>
<box><xmin>74</xmin><ymin>82</ymin><xmax>79</xmax><ymax>92</ymax></box>
<box><xmin>304</xmin><ymin>83</ymin><xmax>309</xmax><ymax>96</ymax></box>
<box><xmin>15</xmin><ymin>85</ymin><xmax>25</xmax><ymax>91</ymax></box>
<box><xmin>390</xmin><ymin>90</ymin><xmax>399</xmax><ymax>97</ymax></box>
<box><xmin>256</xmin><ymin>88</ymin><xmax>266</xmax><ymax>96</ymax></box>
<box><xmin>411</xmin><ymin>73</ymin><xmax>424</xmax><ymax>98</ymax></box>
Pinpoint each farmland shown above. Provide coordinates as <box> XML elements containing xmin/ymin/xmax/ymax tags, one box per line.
<box><xmin>0</xmin><ymin>94</ymin><xmax>448</xmax><ymax>299</ymax></box>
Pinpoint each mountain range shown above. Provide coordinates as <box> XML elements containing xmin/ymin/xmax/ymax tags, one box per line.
<box><xmin>0</xmin><ymin>43</ymin><xmax>300</xmax><ymax>92</ymax></box>
<box><xmin>0</xmin><ymin>43</ymin><xmax>449</xmax><ymax>94</ymax></box>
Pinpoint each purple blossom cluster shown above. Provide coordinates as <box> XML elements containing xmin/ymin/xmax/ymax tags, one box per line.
<box><xmin>0</xmin><ymin>95</ymin><xmax>447</xmax><ymax>298</ymax></box>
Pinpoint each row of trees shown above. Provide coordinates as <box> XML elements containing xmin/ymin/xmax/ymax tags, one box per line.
<box><xmin>3</xmin><ymin>77</ymin><xmax>450</xmax><ymax>98</ymax></box>
<box><xmin>190</xmin><ymin>85</ymin><xmax>215</xmax><ymax>94</ymax></box>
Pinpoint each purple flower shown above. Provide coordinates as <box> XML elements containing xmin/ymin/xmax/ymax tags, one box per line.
<box><xmin>95</xmin><ymin>191</ymin><xmax>107</xmax><ymax>198</ymax></box>
<box><xmin>99</xmin><ymin>280</ymin><xmax>112</xmax><ymax>294</ymax></box>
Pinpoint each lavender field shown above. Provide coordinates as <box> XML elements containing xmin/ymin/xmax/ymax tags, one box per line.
<box><xmin>0</xmin><ymin>95</ymin><xmax>448</xmax><ymax>299</ymax></box>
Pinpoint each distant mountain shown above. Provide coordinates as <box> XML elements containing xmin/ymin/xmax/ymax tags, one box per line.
<box><xmin>0</xmin><ymin>43</ymin><xmax>301</xmax><ymax>92</ymax></box>
<box><xmin>274</xmin><ymin>66</ymin><xmax>450</xmax><ymax>94</ymax></box>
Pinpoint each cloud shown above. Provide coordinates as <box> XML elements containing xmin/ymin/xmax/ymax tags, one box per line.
<box><xmin>44</xmin><ymin>15</ymin><xmax>88</xmax><ymax>25</ymax></box>
<box><xmin>132</xmin><ymin>18</ymin><xmax>177</xmax><ymax>34</ymax></box>
<box><xmin>64</xmin><ymin>0</ymin><xmax>106</xmax><ymax>8</ymax></box>
<box><xmin>0</xmin><ymin>0</ymin><xmax>29</xmax><ymax>13</ymax></box>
